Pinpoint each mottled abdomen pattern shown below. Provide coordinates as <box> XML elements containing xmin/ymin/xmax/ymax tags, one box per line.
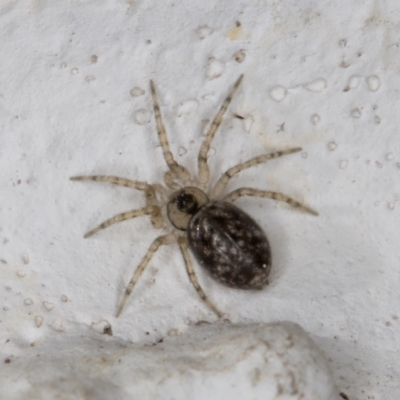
<box><xmin>188</xmin><ymin>201</ymin><xmax>271</xmax><ymax>289</ymax></box>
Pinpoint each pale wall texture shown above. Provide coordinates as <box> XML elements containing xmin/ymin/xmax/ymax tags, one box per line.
<box><xmin>0</xmin><ymin>1</ymin><xmax>399</xmax><ymax>399</ymax></box>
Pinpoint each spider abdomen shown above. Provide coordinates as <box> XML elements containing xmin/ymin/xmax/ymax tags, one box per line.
<box><xmin>188</xmin><ymin>201</ymin><xmax>271</xmax><ymax>290</ymax></box>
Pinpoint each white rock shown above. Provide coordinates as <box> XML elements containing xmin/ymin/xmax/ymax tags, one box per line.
<box><xmin>1</xmin><ymin>322</ymin><xmax>342</xmax><ymax>400</ymax></box>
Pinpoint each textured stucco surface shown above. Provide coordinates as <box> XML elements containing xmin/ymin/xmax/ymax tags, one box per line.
<box><xmin>1</xmin><ymin>1</ymin><xmax>399</xmax><ymax>399</ymax></box>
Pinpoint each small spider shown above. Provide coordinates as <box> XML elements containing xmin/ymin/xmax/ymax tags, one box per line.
<box><xmin>70</xmin><ymin>75</ymin><xmax>318</xmax><ymax>318</ymax></box>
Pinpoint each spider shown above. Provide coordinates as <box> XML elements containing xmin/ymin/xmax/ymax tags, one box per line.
<box><xmin>71</xmin><ymin>74</ymin><xmax>317</xmax><ymax>318</ymax></box>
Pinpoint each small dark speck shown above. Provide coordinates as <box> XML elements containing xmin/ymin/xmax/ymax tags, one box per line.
<box><xmin>4</xmin><ymin>357</ymin><xmax>12</xmax><ymax>364</ymax></box>
<box><xmin>91</xmin><ymin>55</ymin><xmax>98</xmax><ymax>64</ymax></box>
<box><xmin>236</xmin><ymin>21</ymin><xmax>241</xmax><ymax>27</ymax></box>
<box><xmin>103</xmin><ymin>325</ymin><xmax>113</xmax><ymax>336</ymax></box>
<box><xmin>146</xmin><ymin>40</ymin><xmax>152</xmax><ymax>45</ymax></box>
<box><xmin>277</xmin><ymin>123</ymin><xmax>285</xmax><ymax>132</ymax></box>
<box><xmin>339</xmin><ymin>392</ymin><xmax>349</xmax><ymax>400</ymax></box>
<box><xmin>195</xmin><ymin>320</ymin><xmax>211</xmax><ymax>326</ymax></box>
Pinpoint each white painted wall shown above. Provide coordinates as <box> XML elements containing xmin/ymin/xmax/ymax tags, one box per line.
<box><xmin>1</xmin><ymin>1</ymin><xmax>399</xmax><ymax>398</ymax></box>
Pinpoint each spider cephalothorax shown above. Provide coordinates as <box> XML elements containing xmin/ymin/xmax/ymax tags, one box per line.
<box><xmin>71</xmin><ymin>75</ymin><xmax>317</xmax><ymax>318</ymax></box>
<box><xmin>167</xmin><ymin>187</ymin><xmax>208</xmax><ymax>230</ymax></box>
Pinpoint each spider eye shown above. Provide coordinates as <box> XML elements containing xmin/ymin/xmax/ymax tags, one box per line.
<box><xmin>167</xmin><ymin>187</ymin><xmax>209</xmax><ymax>230</ymax></box>
<box><xmin>176</xmin><ymin>193</ymin><xmax>197</xmax><ymax>214</ymax></box>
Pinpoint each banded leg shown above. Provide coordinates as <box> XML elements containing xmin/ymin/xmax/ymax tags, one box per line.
<box><xmin>116</xmin><ymin>234</ymin><xmax>175</xmax><ymax>317</ymax></box>
<box><xmin>198</xmin><ymin>75</ymin><xmax>244</xmax><ymax>190</ymax></box>
<box><xmin>177</xmin><ymin>236</ymin><xmax>222</xmax><ymax>318</ymax></box>
<box><xmin>151</xmin><ymin>183</ymin><xmax>168</xmax><ymax>204</ymax></box>
<box><xmin>210</xmin><ymin>147</ymin><xmax>302</xmax><ymax>199</ymax></box>
<box><xmin>145</xmin><ymin>185</ymin><xmax>166</xmax><ymax>229</ymax></box>
<box><xmin>224</xmin><ymin>188</ymin><xmax>318</xmax><ymax>216</ymax></box>
<box><xmin>150</xmin><ymin>80</ymin><xmax>191</xmax><ymax>188</ymax></box>
<box><xmin>84</xmin><ymin>206</ymin><xmax>159</xmax><ymax>238</ymax></box>
<box><xmin>70</xmin><ymin>175</ymin><xmax>150</xmax><ymax>191</ymax></box>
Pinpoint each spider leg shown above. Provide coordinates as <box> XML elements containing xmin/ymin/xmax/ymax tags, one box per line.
<box><xmin>144</xmin><ymin>185</ymin><xmax>166</xmax><ymax>229</ymax></box>
<box><xmin>150</xmin><ymin>80</ymin><xmax>191</xmax><ymax>188</ymax></box>
<box><xmin>83</xmin><ymin>206</ymin><xmax>159</xmax><ymax>238</ymax></box>
<box><xmin>224</xmin><ymin>188</ymin><xmax>318</xmax><ymax>216</ymax></box>
<box><xmin>71</xmin><ymin>176</ymin><xmax>166</xmax><ymax>229</ymax></box>
<box><xmin>150</xmin><ymin>183</ymin><xmax>168</xmax><ymax>203</ymax></box>
<box><xmin>116</xmin><ymin>234</ymin><xmax>175</xmax><ymax>317</ymax></box>
<box><xmin>197</xmin><ymin>75</ymin><xmax>244</xmax><ymax>190</ymax></box>
<box><xmin>70</xmin><ymin>175</ymin><xmax>150</xmax><ymax>191</ymax></box>
<box><xmin>210</xmin><ymin>147</ymin><xmax>302</xmax><ymax>199</ymax></box>
<box><xmin>164</xmin><ymin>170</ymin><xmax>183</xmax><ymax>191</ymax></box>
<box><xmin>177</xmin><ymin>237</ymin><xmax>223</xmax><ymax>318</ymax></box>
